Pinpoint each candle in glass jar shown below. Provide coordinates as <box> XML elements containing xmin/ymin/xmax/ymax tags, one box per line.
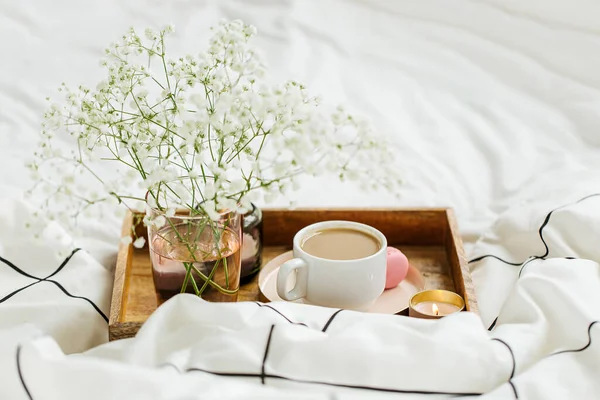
<box><xmin>240</xmin><ymin>203</ymin><xmax>263</xmax><ymax>281</ymax></box>
<box><xmin>409</xmin><ymin>290</ymin><xmax>465</xmax><ymax>319</ymax></box>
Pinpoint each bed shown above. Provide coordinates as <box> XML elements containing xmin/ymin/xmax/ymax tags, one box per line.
<box><xmin>1</xmin><ymin>0</ymin><xmax>600</xmax><ymax>398</ymax></box>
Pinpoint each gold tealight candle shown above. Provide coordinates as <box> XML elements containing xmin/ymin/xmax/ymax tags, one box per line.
<box><xmin>409</xmin><ymin>290</ymin><xmax>465</xmax><ymax>319</ymax></box>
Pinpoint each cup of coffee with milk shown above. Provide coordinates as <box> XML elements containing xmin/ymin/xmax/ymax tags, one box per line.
<box><xmin>276</xmin><ymin>221</ymin><xmax>388</xmax><ymax>310</ymax></box>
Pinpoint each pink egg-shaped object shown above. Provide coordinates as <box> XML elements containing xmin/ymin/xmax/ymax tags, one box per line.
<box><xmin>385</xmin><ymin>247</ymin><xmax>409</xmax><ymax>289</ymax></box>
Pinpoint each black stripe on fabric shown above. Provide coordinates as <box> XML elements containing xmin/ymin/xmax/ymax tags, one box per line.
<box><xmin>492</xmin><ymin>338</ymin><xmax>516</xmax><ymax>379</ymax></box>
<box><xmin>185</xmin><ymin>367</ymin><xmax>481</xmax><ymax>396</ymax></box>
<box><xmin>0</xmin><ymin>248</ymin><xmax>81</xmax><ymax>282</ymax></box>
<box><xmin>0</xmin><ymin>249</ymin><xmax>107</xmax><ymax>323</ymax></box>
<box><xmin>508</xmin><ymin>380</ymin><xmax>519</xmax><ymax>399</ymax></box>
<box><xmin>44</xmin><ymin>248</ymin><xmax>81</xmax><ymax>279</ymax></box>
<box><xmin>255</xmin><ymin>302</ymin><xmax>308</xmax><ymax>327</ymax></box>
<box><xmin>159</xmin><ymin>362</ymin><xmax>182</xmax><ymax>372</ymax></box>
<box><xmin>16</xmin><ymin>345</ymin><xmax>33</xmax><ymax>400</ymax></box>
<box><xmin>468</xmin><ymin>254</ymin><xmax>522</xmax><ymax>266</ymax></box>
<box><xmin>469</xmin><ymin>193</ymin><xmax>600</xmax><ymax>333</ymax></box>
<box><xmin>266</xmin><ymin>373</ymin><xmax>482</xmax><ymax>396</ymax></box>
<box><xmin>187</xmin><ymin>368</ymin><xmax>263</xmax><ymax>378</ymax></box>
<box><xmin>322</xmin><ymin>309</ymin><xmax>344</xmax><ymax>332</ymax></box>
<box><xmin>536</xmin><ymin>209</ymin><xmax>554</xmax><ymax>259</ymax></box>
<box><xmin>550</xmin><ymin>321</ymin><xmax>598</xmax><ymax>356</ymax></box>
<box><xmin>517</xmin><ymin>257</ymin><xmax>541</xmax><ymax>278</ymax></box>
<box><xmin>0</xmin><ymin>281</ymin><xmax>41</xmax><ymax>304</ymax></box>
<box><xmin>46</xmin><ymin>280</ymin><xmax>108</xmax><ymax>323</ymax></box>
<box><xmin>0</xmin><ymin>255</ymin><xmax>39</xmax><ymax>280</ymax></box>
<box><xmin>518</xmin><ymin>256</ymin><xmax>579</xmax><ymax>278</ymax></box>
<box><xmin>468</xmin><ymin>193</ymin><xmax>600</xmax><ymax>267</ymax></box>
<box><xmin>261</xmin><ymin>325</ymin><xmax>275</xmax><ymax>384</ymax></box>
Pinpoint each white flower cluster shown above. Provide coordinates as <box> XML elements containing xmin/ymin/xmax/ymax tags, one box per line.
<box><xmin>28</xmin><ymin>20</ymin><xmax>402</xmax><ymax>238</ymax></box>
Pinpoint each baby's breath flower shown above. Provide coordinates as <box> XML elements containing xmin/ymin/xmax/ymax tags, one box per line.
<box><xmin>133</xmin><ymin>237</ymin><xmax>146</xmax><ymax>248</ymax></box>
<box><xmin>153</xmin><ymin>215</ymin><xmax>166</xmax><ymax>229</ymax></box>
<box><xmin>29</xmin><ymin>19</ymin><xmax>401</xmax><ymax>240</ymax></box>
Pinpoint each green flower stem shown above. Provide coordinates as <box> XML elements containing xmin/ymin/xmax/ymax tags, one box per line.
<box><xmin>228</xmin><ymin>170</ymin><xmax>303</xmax><ymax>199</ymax></box>
<box><xmin>164</xmin><ymin>215</ymin><xmax>238</xmax><ymax>296</ymax></box>
<box><xmin>180</xmin><ymin>262</ymin><xmax>194</xmax><ymax>294</ymax></box>
<box><xmin>115</xmin><ymin>107</ymin><xmax>186</xmax><ymax>141</ymax></box>
<box><xmin>190</xmin><ymin>263</ymin><xmax>238</xmax><ymax>295</ymax></box>
<box><xmin>193</xmin><ymin>216</ymin><xmax>209</xmax><ymax>246</ymax></box>
<box><xmin>166</xmin><ymin>137</ymin><xmax>206</xmax><ymax>204</ymax></box>
<box><xmin>197</xmin><ymin>257</ymin><xmax>220</xmax><ymax>295</ymax></box>
<box><xmin>76</xmin><ymin>159</ymin><xmax>106</xmax><ymax>184</ymax></box>
<box><xmin>223</xmin><ymin>255</ymin><xmax>230</xmax><ymax>289</ymax></box>
<box><xmin>99</xmin><ymin>157</ymin><xmax>139</xmax><ymax>170</ymax></box>
<box><xmin>188</xmin><ymin>268</ymin><xmax>201</xmax><ymax>295</ymax></box>
<box><xmin>128</xmin><ymin>148</ymin><xmax>147</xmax><ymax>180</ymax></box>
<box><xmin>203</xmin><ymin>84</ymin><xmax>216</xmax><ymax>162</ymax></box>
<box><xmin>159</xmin><ymin>34</ymin><xmax>171</xmax><ymax>91</ymax></box>
<box><xmin>224</xmin><ymin>129</ymin><xmax>267</xmax><ymax>164</ymax></box>
<box><xmin>221</xmin><ymin>215</ymin><xmax>231</xmax><ymax>289</ymax></box>
<box><xmin>112</xmin><ymin>194</ymin><xmax>146</xmax><ymax>202</ymax></box>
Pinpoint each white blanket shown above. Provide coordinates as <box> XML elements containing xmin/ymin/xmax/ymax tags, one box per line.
<box><xmin>1</xmin><ymin>0</ymin><xmax>600</xmax><ymax>399</ymax></box>
<box><xmin>2</xmin><ymin>182</ymin><xmax>600</xmax><ymax>399</ymax></box>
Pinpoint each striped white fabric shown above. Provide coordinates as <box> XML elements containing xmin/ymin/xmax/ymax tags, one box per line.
<box><xmin>2</xmin><ymin>0</ymin><xmax>600</xmax><ymax>398</ymax></box>
<box><xmin>2</xmin><ymin>184</ymin><xmax>600</xmax><ymax>399</ymax></box>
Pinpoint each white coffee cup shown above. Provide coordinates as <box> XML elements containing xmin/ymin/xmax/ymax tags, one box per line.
<box><xmin>276</xmin><ymin>220</ymin><xmax>387</xmax><ymax>310</ymax></box>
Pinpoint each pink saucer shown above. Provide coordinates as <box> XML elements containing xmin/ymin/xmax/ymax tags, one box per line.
<box><xmin>258</xmin><ymin>251</ymin><xmax>425</xmax><ymax>314</ymax></box>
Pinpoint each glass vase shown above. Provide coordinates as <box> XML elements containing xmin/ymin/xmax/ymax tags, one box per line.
<box><xmin>147</xmin><ymin>208</ymin><xmax>242</xmax><ymax>303</ymax></box>
<box><xmin>241</xmin><ymin>203</ymin><xmax>263</xmax><ymax>281</ymax></box>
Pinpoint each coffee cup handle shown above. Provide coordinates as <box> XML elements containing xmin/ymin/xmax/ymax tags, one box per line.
<box><xmin>277</xmin><ymin>258</ymin><xmax>308</xmax><ymax>301</ymax></box>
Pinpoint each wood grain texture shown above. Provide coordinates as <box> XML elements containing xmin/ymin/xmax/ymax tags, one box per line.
<box><xmin>262</xmin><ymin>208</ymin><xmax>449</xmax><ymax>246</ymax></box>
<box><xmin>108</xmin><ymin>212</ymin><xmax>133</xmax><ymax>327</ymax></box>
<box><xmin>445</xmin><ymin>209</ymin><xmax>479</xmax><ymax>314</ymax></box>
<box><xmin>109</xmin><ymin>321</ymin><xmax>144</xmax><ymax>341</ymax></box>
<box><xmin>109</xmin><ymin>208</ymin><xmax>477</xmax><ymax>340</ymax></box>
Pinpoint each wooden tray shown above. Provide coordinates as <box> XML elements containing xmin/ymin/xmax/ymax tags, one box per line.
<box><xmin>109</xmin><ymin>208</ymin><xmax>477</xmax><ymax>340</ymax></box>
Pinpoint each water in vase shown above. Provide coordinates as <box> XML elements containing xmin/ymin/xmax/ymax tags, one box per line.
<box><xmin>149</xmin><ymin>222</ymin><xmax>241</xmax><ymax>303</ymax></box>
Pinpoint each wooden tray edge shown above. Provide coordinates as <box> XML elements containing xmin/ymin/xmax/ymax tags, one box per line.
<box><xmin>109</xmin><ymin>211</ymin><xmax>134</xmax><ymax>327</ymax></box>
<box><xmin>445</xmin><ymin>209</ymin><xmax>479</xmax><ymax>314</ymax></box>
<box><xmin>109</xmin><ymin>321</ymin><xmax>143</xmax><ymax>341</ymax></box>
<box><xmin>259</xmin><ymin>207</ymin><xmax>453</xmax><ymax>212</ymax></box>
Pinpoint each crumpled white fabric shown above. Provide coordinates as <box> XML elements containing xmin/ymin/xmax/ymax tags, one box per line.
<box><xmin>1</xmin><ymin>180</ymin><xmax>600</xmax><ymax>399</ymax></box>
<box><xmin>2</xmin><ymin>0</ymin><xmax>600</xmax><ymax>398</ymax></box>
<box><xmin>0</xmin><ymin>199</ymin><xmax>111</xmax><ymax>354</ymax></box>
<box><xmin>1</xmin><ymin>0</ymin><xmax>600</xmax><ymax>245</ymax></box>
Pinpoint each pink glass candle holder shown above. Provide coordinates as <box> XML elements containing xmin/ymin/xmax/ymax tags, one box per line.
<box><xmin>241</xmin><ymin>203</ymin><xmax>263</xmax><ymax>281</ymax></box>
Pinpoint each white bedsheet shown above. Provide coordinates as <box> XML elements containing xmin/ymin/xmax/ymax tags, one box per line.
<box><xmin>1</xmin><ymin>0</ymin><xmax>600</xmax><ymax>398</ymax></box>
<box><xmin>2</xmin><ymin>182</ymin><xmax>600</xmax><ymax>399</ymax></box>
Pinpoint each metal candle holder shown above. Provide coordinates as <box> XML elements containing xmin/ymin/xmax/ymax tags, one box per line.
<box><xmin>409</xmin><ymin>289</ymin><xmax>465</xmax><ymax>319</ymax></box>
